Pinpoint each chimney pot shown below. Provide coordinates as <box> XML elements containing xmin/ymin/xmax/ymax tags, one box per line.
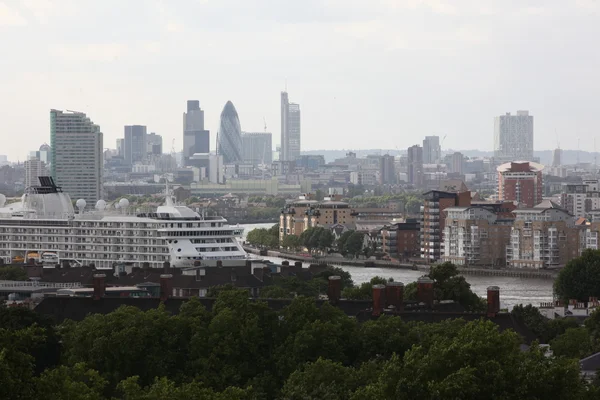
<box><xmin>486</xmin><ymin>286</ymin><xmax>500</xmax><ymax>317</ymax></box>
<box><xmin>93</xmin><ymin>273</ymin><xmax>106</xmax><ymax>300</ymax></box>
<box><xmin>385</xmin><ymin>281</ymin><xmax>404</xmax><ymax>311</ymax></box>
<box><xmin>163</xmin><ymin>261</ymin><xmax>170</xmax><ymax>274</ymax></box>
<box><xmin>160</xmin><ymin>274</ymin><xmax>173</xmax><ymax>301</ymax></box>
<box><xmin>216</xmin><ymin>260</ymin><xmax>223</xmax><ymax>267</ymax></box>
<box><xmin>417</xmin><ymin>277</ymin><xmax>434</xmax><ymax>307</ymax></box>
<box><xmin>327</xmin><ymin>275</ymin><xmax>342</xmax><ymax>305</ymax></box>
<box><xmin>372</xmin><ymin>284</ymin><xmax>386</xmax><ymax>316</ymax></box>
<box><xmin>282</xmin><ymin>261</ymin><xmax>290</xmax><ymax>266</ymax></box>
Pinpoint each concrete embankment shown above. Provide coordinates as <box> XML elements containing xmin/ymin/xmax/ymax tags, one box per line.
<box><xmin>243</xmin><ymin>246</ymin><xmax>557</xmax><ymax>280</ymax></box>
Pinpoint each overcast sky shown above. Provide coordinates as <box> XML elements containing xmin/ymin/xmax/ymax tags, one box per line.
<box><xmin>1</xmin><ymin>0</ymin><xmax>599</xmax><ymax>161</ymax></box>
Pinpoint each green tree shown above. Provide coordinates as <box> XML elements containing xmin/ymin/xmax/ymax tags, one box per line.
<box><xmin>0</xmin><ymin>265</ymin><xmax>28</xmax><ymax>280</ymax></box>
<box><xmin>336</xmin><ymin>230</ymin><xmax>354</xmax><ymax>256</ymax></box>
<box><xmin>60</xmin><ymin>305</ymin><xmax>191</xmax><ymax>388</ymax></box>
<box><xmin>428</xmin><ymin>262</ymin><xmax>485</xmax><ymax>311</ymax></box>
<box><xmin>551</xmin><ymin>327</ymin><xmax>594</xmax><ymax>359</ymax></box>
<box><xmin>345</xmin><ymin>232</ymin><xmax>364</xmax><ymax>258</ymax></box>
<box><xmin>555</xmin><ymin>249</ymin><xmax>600</xmax><ymax>301</ymax></box>
<box><xmin>356</xmin><ymin>320</ymin><xmax>593</xmax><ymax>400</ymax></box>
<box><xmin>33</xmin><ymin>363</ymin><xmax>107</xmax><ymax>400</ymax></box>
<box><xmin>117</xmin><ymin>376</ymin><xmax>251</xmax><ymax>400</ymax></box>
<box><xmin>281</xmin><ymin>358</ymin><xmax>359</xmax><ymax>400</ymax></box>
<box><xmin>282</xmin><ymin>235</ymin><xmax>302</xmax><ymax>251</ymax></box>
<box><xmin>259</xmin><ymin>285</ymin><xmax>293</xmax><ymax>299</ymax></box>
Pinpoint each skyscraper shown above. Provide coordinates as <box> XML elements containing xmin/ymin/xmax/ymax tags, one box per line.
<box><xmin>124</xmin><ymin>125</ymin><xmax>147</xmax><ymax>165</ymax></box>
<box><xmin>217</xmin><ymin>101</ymin><xmax>242</xmax><ymax>164</ymax></box>
<box><xmin>241</xmin><ymin>132</ymin><xmax>272</xmax><ymax>166</ymax></box>
<box><xmin>407</xmin><ymin>145</ymin><xmax>424</xmax><ymax>187</ymax></box>
<box><xmin>147</xmin><ymin>132</ymin><xmax>163</xmax><ymax>156</ymax></box>
<box><xmin>422</xmin><ymin>136</ymin><xmax>441</xmax><ymax>164</ymax></box>
<box><xmin>50</xmin><ymin>109</ymin><xmax>103</xmax><ymax>205</ymax></box>
<box><xmin>280</xmin><ymin>91</ymin><xmax>301</xmax><ymax>162</ymax></box>
<box><xmin>494</xmin><ymin>110</ymin><xmax>534</xmax><ymax>161</ymax></box>
<box><xmin>183</xmin><ymin>100</ymin><xmax>210</xmax><ymax>167</ymax></box>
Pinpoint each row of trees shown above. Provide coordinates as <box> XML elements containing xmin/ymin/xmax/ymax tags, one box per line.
<box><xmin>2</xmin><ymin>288</ymin><xmax>598</xmax><ymax>399</ymax></box>
<box><xmin>245</xmin><ymin>224</ymin><xmax>280</xmax><ymax>248</ymax></box>
<box><xmin>247</xmin><ymin>225</ymin><xmax>370</xmax><ymax>259</ymax></box>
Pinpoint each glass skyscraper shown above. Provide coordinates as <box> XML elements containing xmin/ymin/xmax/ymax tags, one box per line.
<box><xmin>217</xmin><ymin>101</ymin><xmax>242</xmax><ymax>164</ymax></box>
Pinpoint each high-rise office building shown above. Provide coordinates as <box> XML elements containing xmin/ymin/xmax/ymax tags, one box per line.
<box><xmin>407</xmin><ymin>145</ymin><xmax>424</xmax><ymax>187</ymax></box>
<box><xmin>124</xmin><ymin>125</ymin><xmax>147</xmax><ymax>165</ymax></box>
<box><xmin>217</xmin><ymin>101</ymin><xmax>242</xmax><ymax>164</ymax></box>
<box><xmin>280</xmin><ymin>91</ymin><xmax>301</xmax><ymax>162</ymax></box>
<box><xmin>183</xmin><ymin>100</ymin><xmax>210</xmax><ymax>167</ymax></box>
<box><xmin>241</xmin><ymin>132</ymin><xmax>272</xmax><ymax>166</ymax></box>
<box><xmin>494</xmin><ymin>110</ymin><xmax>534</xmax><ymax>161</ymax></box>
<box><xmin>423</xmin><ymin>136</ymin><xmax>441</xmax><ymax>164</ymax></box>
<box><xmin>147</xmin><ymin>132</ymin><xmax>163</xmax><ymax>156</ymax></box>
<box><xmin>50</xmin><ymin>109</ymin><xmax>103</xmax><ymax>205</ymax></box>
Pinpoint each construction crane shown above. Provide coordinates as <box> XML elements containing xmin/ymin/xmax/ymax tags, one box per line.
<box><xmin>263</xmin><ymin>117</ymin><xmax>267</xmax><ymax>132</ymax></box>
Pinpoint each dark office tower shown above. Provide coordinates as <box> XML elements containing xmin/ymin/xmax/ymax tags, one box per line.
<box><xmin>217</xmin><ymin>101</ymin><xmax>242</xmax><ymax>164</ymax></box>
<box><xmin>183</xmin><ymin>100</ymin><xmax>210</xmax><ymax>167</ymax></box>
<box><xmin>124</xmin><ymin>125</ymin><xmax>147</xmax><ymax>165</ymax></box>
<box><xmin>407</xmin><ymin>145</ymin><xmax>424</xmax><ymax>187</ymax></box>
<box><xmin>280</xmin><ymin>91</ymin><xmax>301</xmax><ymax>162</ymax></box>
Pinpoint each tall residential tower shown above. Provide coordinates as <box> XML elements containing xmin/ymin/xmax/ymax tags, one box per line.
<box><xmin>50</xmin><ymin>109</ymin><xmax>103</xmax><ymax>205</ymax></box>
<box><xmin>494</xmin><ymin>111</ymin><xmax>534</xmax><ymax>162</ymax></box>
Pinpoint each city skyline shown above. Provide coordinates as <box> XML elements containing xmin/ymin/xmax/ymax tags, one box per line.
<box><xmin>2</xmin><ymin>1</ymin><xmax>600</xmax><ymax>161</ymax></box>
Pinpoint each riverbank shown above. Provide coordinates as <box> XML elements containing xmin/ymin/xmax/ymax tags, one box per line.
<box><xmin>243</xmin><ymin>246</ymin><xmax>557</xmax><ymax>280</ymax></box>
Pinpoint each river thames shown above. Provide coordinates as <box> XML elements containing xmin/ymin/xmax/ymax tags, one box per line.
<box><xmin>240</xmin><ymin>223</ymin><xmax>554</xmax><ymax>309</ymax></box>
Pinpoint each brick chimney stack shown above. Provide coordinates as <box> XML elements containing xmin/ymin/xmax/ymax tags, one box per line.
<box><xmin>417</xmin><ymin>277</ymin><xmax>434</xmax><ymax>307</ymax></box>
<box><xmin>372</xmin><ymin>284</ymin><xmax>386</xmax><ymax>316</ymax></box>
<box><xmin>160</xmin><ymin>274</ymin><xmax>173</xmax><ymax>301</ymax></box>
<box><xmin>487</xmin><ymin>286</ymin><xmax>500</xmax><ymax>317</ymax></box>
<box><xmin>385</xmin><ymin>281</ymin><xmax>404</xmax><ymax>311</ymax></box>
<box><xmin>327</xmin><ymin>275</ymin><xmax>341</xmax><ymax>305</ymax></box>
<box><xmin>93</xmin><ymin>274</ymin><xmax>106</xmax><ymax>300</ymax></box>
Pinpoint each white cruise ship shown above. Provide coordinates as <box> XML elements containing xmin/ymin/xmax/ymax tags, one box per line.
<box><xmin>0</xmin><ymin>177</ymin><xmax>247</xmax><ymax>269</ymax></box>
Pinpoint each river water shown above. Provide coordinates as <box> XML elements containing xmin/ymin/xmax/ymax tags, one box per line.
<box><xmin>239</xmin><ymin>223</ymin><xmax>554</xmax><ymax>308</ymax></box>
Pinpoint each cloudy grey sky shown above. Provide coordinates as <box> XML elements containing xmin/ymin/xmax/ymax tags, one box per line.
<box><xmin>1</xmin><ymin>0</ymin><xmax>599</xmax><ymax>161</ymax></box>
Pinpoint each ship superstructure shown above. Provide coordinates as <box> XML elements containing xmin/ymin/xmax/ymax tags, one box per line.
<box><xmin>0</xmin><ymin>177</ymin><xmax>246</xmax><ymax>269</ymax></box>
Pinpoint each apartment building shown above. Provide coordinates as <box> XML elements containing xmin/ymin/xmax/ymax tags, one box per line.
<box><xmin>506</xmin><ymin>200</ymin><xmax>579</xmax><ymax>269</ymax></box>
<box><xmin>560</xmin><ymin>180</ymin><xmax>600</xmax><ymax>218</ymax></box>
<box><xmin>442</xmin><ymin>207</ymin><xmax>513</xmax><ymax>267</ymax></box>
<box><xmin>497</xmin><ymin>161</ymin><xmax>543</xmax><ymax>208</ymax></box>
<box><xmin>420</xmin><ymin>190</ymin><xmax>471</xmax><ymax>261</ymax></box>
<box><xmin>379</xmin><ymin>219</ymin><xmax>420</xmax><ymax>260</ymax></box>
<box><xmin>279</xmin><ymin>195</ymin><xmax>357</xmax><ymax>242</ymax></box>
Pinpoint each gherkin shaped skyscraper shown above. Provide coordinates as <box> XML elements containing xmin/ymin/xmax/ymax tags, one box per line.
<box><xmin>217</xmin><ymin>101</ymin><xmax>242</xmax><ymax>164</ymax></box>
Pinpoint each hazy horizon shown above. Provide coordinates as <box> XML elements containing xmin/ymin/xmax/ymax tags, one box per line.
<box><xmin>1</xmin><ymin>0</ymin><xmax>599</xmax><ymax>161</ymax></box>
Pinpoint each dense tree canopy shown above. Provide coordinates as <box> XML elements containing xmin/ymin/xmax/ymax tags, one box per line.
<box><xmin>2</xmin><ymin>271</ymin><xmax>600</xmax><ymax>399</ymax></box>
<box><xmin>0</xmin><ymin>265</ymin><xmax>28</xmax><ymax>280</ymax></box>
<box><xmin>555</xmin><ymin>249</ymin><xmax>600</xmax><ymax>301</ymax></box>
<box><xmin>246</xmin><ymin>224</ymin><xmax>280</xmax><ymax>248</ymax></box>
